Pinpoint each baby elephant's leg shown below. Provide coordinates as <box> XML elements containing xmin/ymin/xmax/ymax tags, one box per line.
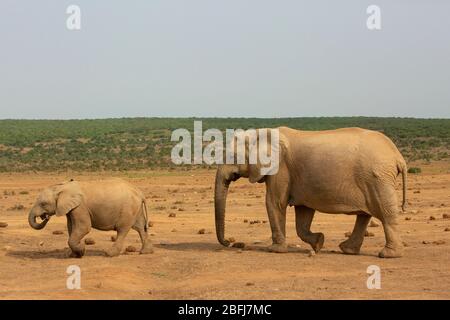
<box><xmin>132</xmin><ymin>213</ymin><xmax>154</xmax><ymax>254</ymax></box>
<box><xmin>67</xmin><ymin>211</ymin><xmax>91</xmax><ymax>258</ymax></box>
<box><xmin>68</xmin><ymin>229</ymin><xmax>89</xmax><ymax>258</ymax></box>
<box><xmin>106</xmin><ymin>227</ymin><xmax>131</xmax><ymax>257</ymax></box>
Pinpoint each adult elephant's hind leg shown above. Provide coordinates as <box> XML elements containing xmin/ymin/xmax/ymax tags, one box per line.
<box><xmin>379</xmin><ymin>215</ymin><xmax>403</xmax><ymax>258</ymax></box>
<box><xmin>295</xmin><ymin>206</ymin><xmax>324</xmax><ymax>253</ymax></box>
<box><xmin>339</xmin><ymin>212</ymin><xmax>371</xmax><ymax>255</ymax></box>
<box><xmin>371</xmin><ymin>184</ymin><xmax>403</xmax><ymax>258</ymax></box>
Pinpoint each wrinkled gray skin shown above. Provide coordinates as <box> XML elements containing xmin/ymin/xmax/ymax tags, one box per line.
<box><xmin>29</xmin><ymin>179</ymin><xmax>153</xmax><ymax>258</ymax></box>
<box><xmin>215</xmin><ymin>127</ymin><xmax>407</xmax><ymax>258</ymax></box>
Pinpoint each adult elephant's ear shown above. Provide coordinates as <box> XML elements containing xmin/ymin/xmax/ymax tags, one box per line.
<box><xmin>55</xmin><ymin>184</ymin><xmax>82</xmax><ymax>216</ymax></box>
<box><xmin>248</xmin><ymin>128</ymin><xmax>283</xmax><ymax>183</ymax></box>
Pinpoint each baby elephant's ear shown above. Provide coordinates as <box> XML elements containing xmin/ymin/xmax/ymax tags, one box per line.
<box><xmin>56</xmin><ymin>188</ymin><xmax>82</xmax><ymax>216</ymax></box>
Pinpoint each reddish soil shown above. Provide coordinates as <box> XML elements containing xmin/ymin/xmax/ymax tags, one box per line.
<box><xmin>0</xmin><ymin>161</ymin><xmax>449</xmax><ymax>299</ymax></box>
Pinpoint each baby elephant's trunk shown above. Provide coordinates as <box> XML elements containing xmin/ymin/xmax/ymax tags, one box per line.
<box><xmin>28</xmin><ymin>206</ymin><xmax>49</xmax><ymax>230</ymax></box>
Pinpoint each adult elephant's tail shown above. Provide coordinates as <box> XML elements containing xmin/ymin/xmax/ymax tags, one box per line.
<box><xmin>397</xmin><ymin>160</ymin><xmax>407</xmax><ymax>212</ymax></box>
<box><xmin>142</xmin><ymin>200</ymin><xmax>149</xmax><ymax>232</ymax></box>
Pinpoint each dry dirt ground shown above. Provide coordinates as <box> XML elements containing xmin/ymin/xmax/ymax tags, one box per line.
<box><xmin>0</xmin><ymin>161</ymin><xmax>449</xmax><ymax>300</ymax></box>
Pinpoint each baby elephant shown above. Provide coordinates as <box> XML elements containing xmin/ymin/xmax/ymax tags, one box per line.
<box><xmin>28</xmin><ymin>179</ymin><xmax>153</xmax><ymax>258</ymax></box>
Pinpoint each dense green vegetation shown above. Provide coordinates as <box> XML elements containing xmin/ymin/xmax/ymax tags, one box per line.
<box><xmin>0</xmin><ymin>117</ymin><xmax>448</xmax><ymax>172</ymax></box>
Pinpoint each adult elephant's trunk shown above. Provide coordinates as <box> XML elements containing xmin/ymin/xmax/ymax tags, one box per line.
<box><xmin>214</xmin><ymin>166</ymin><xmax>239</xmax><ymax>247</ymax></box>
<box><xmin>28</xmin><ymin>206</ymin><xmax>49</xmax><ymax>230</ymax></box>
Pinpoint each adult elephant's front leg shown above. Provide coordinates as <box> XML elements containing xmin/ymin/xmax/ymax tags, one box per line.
<box><xmin>265</xmin><ymin>182</ymin><xmax>288</xmax><ymax>253</ymax></box>
<box><xmin>295</xmin><ymin>206</ymin><xmax>324</xmax><ymax>253</ymax></box>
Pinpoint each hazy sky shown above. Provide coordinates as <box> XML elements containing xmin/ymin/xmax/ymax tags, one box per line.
<box><xmin>0</xmin><ymin>1</ymin><xmax>449</xmax><ymax>119</ymax></box>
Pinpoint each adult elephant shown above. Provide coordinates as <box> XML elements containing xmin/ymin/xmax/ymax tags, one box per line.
<box><xmin>214</xmin><ymin>127</ymin><xmax>407</xmax><ymax>258</ymax></box>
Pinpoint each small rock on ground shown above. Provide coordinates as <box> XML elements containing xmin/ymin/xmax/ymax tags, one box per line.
<box><xmin>126</xmin><ymin>245</ymin><xmax>137</xmax><ymax>252</ymax></box>
<box><xmin>232</xmin><ymin>242</ymin><xmax>246</xmax><ymax>249</ymax></box>
<box><xmin>84</xmin><ymin>238</ymin><xmax>95</xmax><ymax>245</ymax></box>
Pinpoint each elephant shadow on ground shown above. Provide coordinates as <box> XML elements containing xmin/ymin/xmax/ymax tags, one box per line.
<box><xmin>155</xmin><ymin>242</ymin><xmax>317</xmax><ymax>254</ymax></box>
<box><xmin>7</xmin><ymin>248</ymin><xmax>106</xmax><ymax>259</ymax></box>
<box><xmin>156</xmin><ymin>242</ymin><xmax>378</xmax><ymax>257</ymax></box>
<box><xmin>245</xmin><ymin>246</ymin><xmax>378</xmax><ymax>257</ymax></box>
<box><xmin>154</xmin><ymin>242</ymin><xmax>220</xmax><ymax>252</ymax></box>
<box><xmin>155</xmin><ymin>242</ymin><xmax>336</xmax><ymax>255</ymax></box>
<box><xmin>244</xmin><ymin>245</ymin><xmax>362</xmax><ymax>256</ymax></box>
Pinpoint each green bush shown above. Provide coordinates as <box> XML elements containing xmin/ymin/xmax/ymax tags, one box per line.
<box><xmin>407</xmin><ymin>167</ymin><xmax>422</xmax><ymax>174</ymax></box>
<box><xmin>0</xmin><ymin>117</ymin><xmax>448</xmax><ymax>172</ymax></box>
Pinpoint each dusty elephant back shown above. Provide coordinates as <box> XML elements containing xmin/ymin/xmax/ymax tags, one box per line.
<box><xmin>77</xmin><ymin>178</ymin><xmax>143</xmax><ymax>196</ymax></box>
<box><xmin>76</xmin><ymin>179</ymin><xmax>145</xmax><ymax>209</ymax></box>
<box><xmin>279</xmin><ymin>127</ymin><xmax>405</xmax><ymax>214</ymax></box>
<box><xmin>280</xmin><ymin>127</ymin><xmax>404</xmax><ymax>169</ymax></box>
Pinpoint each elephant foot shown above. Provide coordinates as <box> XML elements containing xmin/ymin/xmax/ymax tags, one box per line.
<box><xmin>311</xmin><ymin>233</ymin><xmax>325</xmax><ymax>253</ymax></box>
<box><xmin>339</xmin><ymin>239</ymin><xmax>362</xmax><ymax>255</ymax></box>
<box><xmin>69</xmin><ymin>251</ymin><xmax>83</xmax><ymax>258</ymax></box>
<box><xmin>68</xmin><ymin>242</ymin><xmax>85</xmax><ymax>258</ymax></box>
<box><xmin>378</xmin><ymin>246</ymin><xmax>403</xmax><ymax>258</ymax></box>
<box><xmin>105</xmin><ymin>247</ymin><xmax>121</xmax><ymax>257</ymax></box>
<box><xmin>267</xmin><ymin>243</ymin><xmax>288</xmax><ymax>253</ymax></box>
<box><xmin>140</xmin><ymin>246</ymin><xmax>154</xmax><ymax>254</ymax></box>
